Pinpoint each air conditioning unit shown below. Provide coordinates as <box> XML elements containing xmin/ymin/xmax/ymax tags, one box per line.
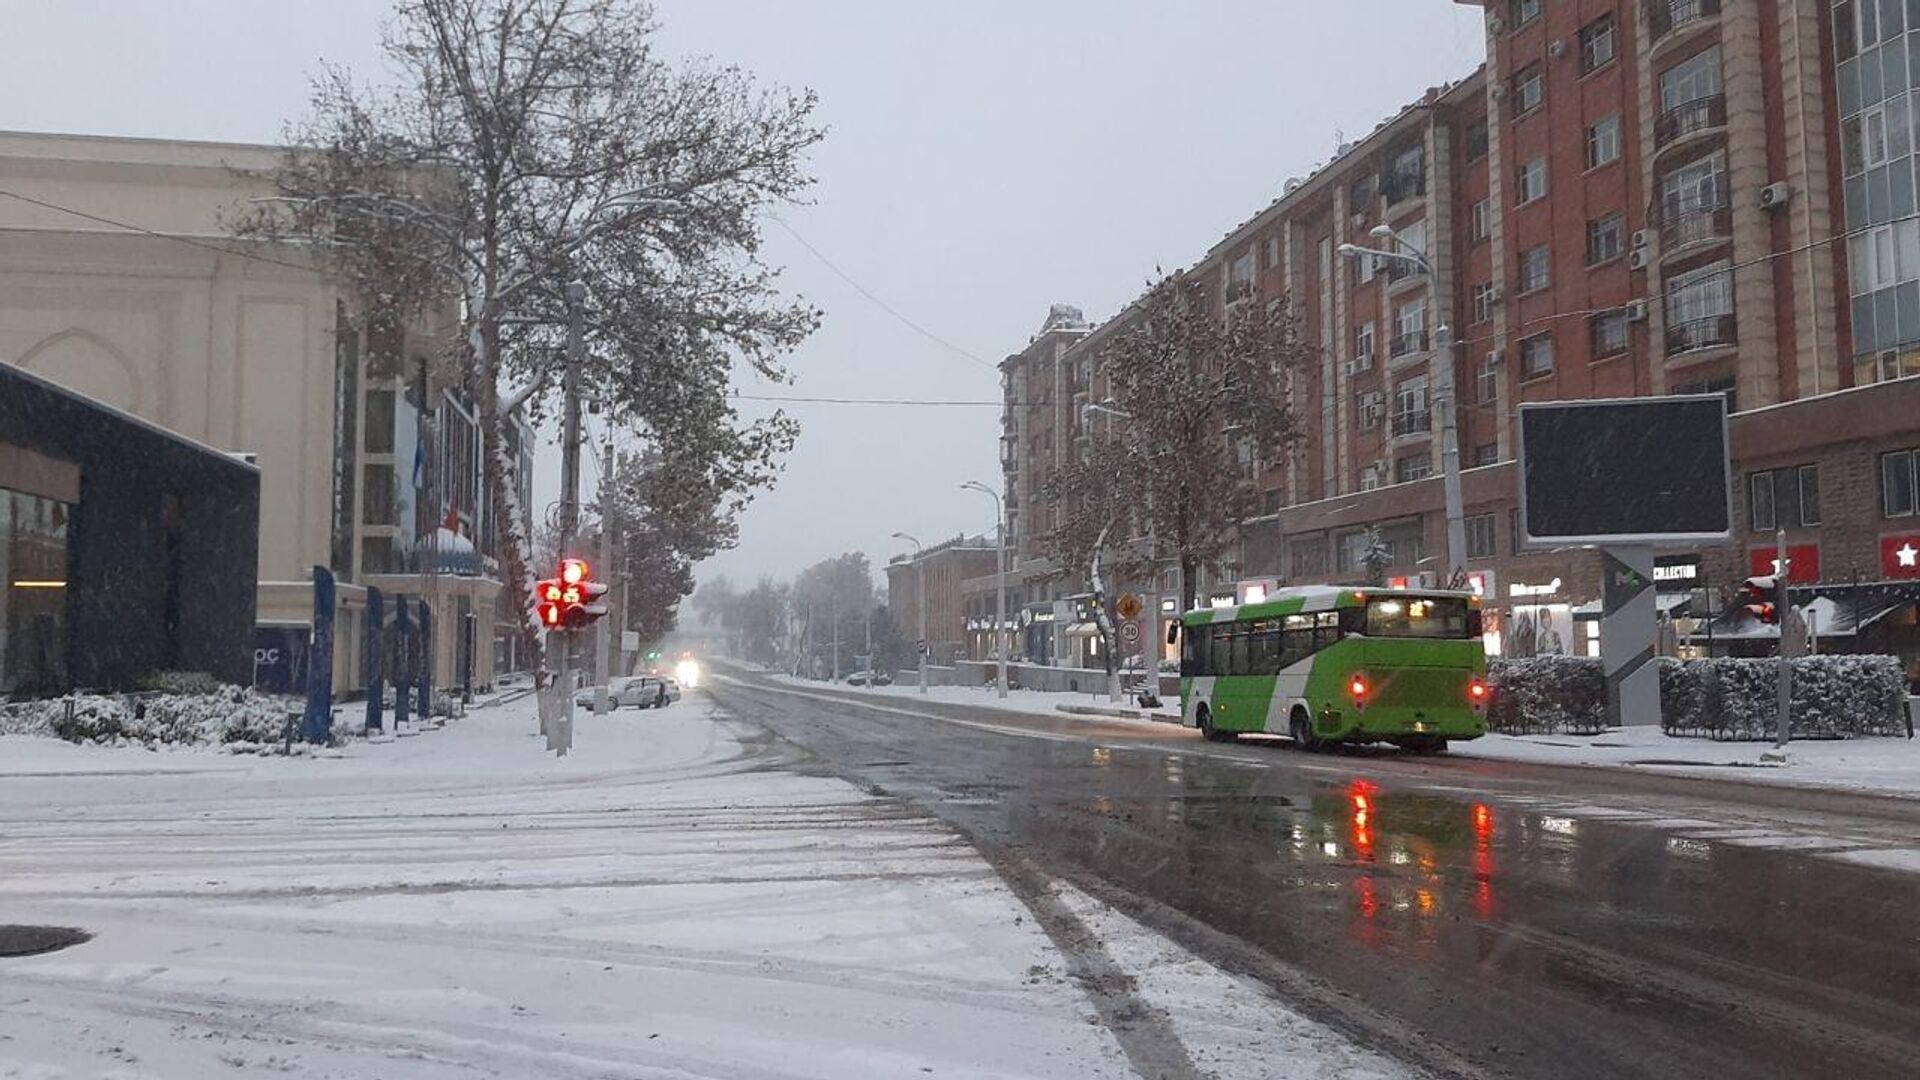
<box><xmin>1342</xmin><ymin>360</ymin><xmax>1360</xmax><ymax>377</ymax></box>
<box><xmin>1760</xmin><ymin>181</ymin><xmax>1793</xmax><ymax>210</ymax></box>
<box><xmin>1625</xmin><ymin>299</ymin><xmax>1649</xmax><ymax>322</ymax></box>
<box><xmin>1487</xmin><ymin>14</ymin><xmax>1505</xmax><ymax>34</ymax></box>
<box><xmin>1350</xmin><ymin>211</ymin><xmax>1370</xmax><ymax>228</ymax></box>
<box><xmin>1630</xmin><ymin>229</ymin><xmax>1651</xmax><ymax>249</ymax></box>
<box><xmin>1627</xmin><ymin>248</ymin><xmax>1651</xmax><ymax>271</ymax></box>
<box><xmin>1489</xmin><ymin>83</ymin><xmax>1508</xmax><ymax>101</ymax></box>
<box><xmin>1486</xmin><ymin>286</ymin><xmax>1505</xmax><ymax>305</ymax></box>
<box><xmin>1548</xmin><ymin>39</ymin><xmax>1568</xmax><ymax>58</ymax></box>
<box><xmin>1485</xmin><ymin>349</ymin><xmax>1506</xmax><ymax>368</ymax></box>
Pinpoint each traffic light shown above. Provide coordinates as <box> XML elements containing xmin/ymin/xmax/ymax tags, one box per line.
<box><xmin>539</xmin><ymin>558</ymin><xmax>610</xmax><ymax>630</ymax></box>
<box><xmin>535</xmin><ymin>578</ymin><xmax>566</xmax><ymax>628</ymax></box>
<box><xmin>1740</xmin><ymin>575</ymin><xmax>1779</xmax><ymax>624</ymax></box>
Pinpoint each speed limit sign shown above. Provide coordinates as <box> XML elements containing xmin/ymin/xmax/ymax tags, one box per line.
<box><xmin>1120</xmin><ymin>621</ymin><xmax>1140</xmax><ymax>644</ymax></box>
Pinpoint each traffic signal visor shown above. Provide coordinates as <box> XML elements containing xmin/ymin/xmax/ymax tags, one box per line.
<box><xmin>1740</xmin><ymin>575</ymin><xmax>1779</xmax><ymax>625</ymax></box>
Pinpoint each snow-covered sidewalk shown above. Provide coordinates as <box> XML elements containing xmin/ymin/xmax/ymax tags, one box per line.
<box><xmin>1452</xmin><ymin>725</ymin><xmax>1920</xmax><ymax>799</ymax></box>
<box><xmin>0</xmin><ymin>693</ymin><xmax>1409</xmax><ymax>1079</ymax></box>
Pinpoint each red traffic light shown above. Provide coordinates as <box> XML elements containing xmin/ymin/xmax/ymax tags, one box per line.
<box><xmin>1740</xmin><ymin>575</ymin><xmax>1780</xmax><ymax>625</ymax></box>
<box><xmin>560</xmin><ymin>558</ymin><xmax>590</xmax><ymax>586</ymax></box>
<box><xmin>538</xmin><ymin>560</ymin><xmax>610</xmax><ymax>630</ymax></box>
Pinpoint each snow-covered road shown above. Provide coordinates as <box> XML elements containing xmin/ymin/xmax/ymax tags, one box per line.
<box><xmin>0</xmin><ymin>694</ymin><xmax>1407</xmax><ymax>1079</ymax></box>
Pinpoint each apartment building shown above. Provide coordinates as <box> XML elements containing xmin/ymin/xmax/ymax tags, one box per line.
<box><xmin>883</xmin><ymin>535</ymin><xmax>1000</xmax><ymax>665</ymax></box>
<box><xmin>988</xmin><ymin>1</ymin><xmax>1920</xmax><ymax>668</ymax></box>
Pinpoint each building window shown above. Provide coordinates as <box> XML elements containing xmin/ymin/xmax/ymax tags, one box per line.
<box><xmin>1660</xmin><ymin>46</ymin><xmax>1723</xmax><ymax>116</ymax></box>
<box><xmin>1291</xmin><ymin>538</ymin><xmax>1328</xmax><ymax>577</ymax></box>
<box><xmin>362</xmin><ymin>463</ymin><xmax>398</xmax><ymax>526</ymax></box>
<box><xmin>1519</xmin><ymin>332</ymin><xmax>1555</xmax><ymax>379</ymax></box>
<box><xmin>1357</xmin><ymin>390</ymin><xmax>1385</xmax><ymax>430</ymax></box>
<box><xmin>1392</xmin><ymin>378</ymin><xmax>1430</xmax><ymax>436</ymax></box>
<box><xmin>1665</xmin><ymin>260</ymin><xmax>1734</xmax><ymax>347</ymax></box>
<box><xmin>1</xmin><ymin>491</ymin><xmax>72</xmax><ymax>695</ymax></box>
<box><xmin>1465</xmin><ymin>513</ymin><xmax>1497</xmax><ymax>559</ymax></box>
<box><xmin>1470</xmin><ymin>282</ymin><xmax>1496</xmax><ymax>324</ymax></box>
<box><xmin>1355</xmin><ymin>320</ymin><xmax>1376</xmax><ymax>367</ymax></box>
<box><xmin>1464</xmin><ymin>118</ymin><xmax>1489</xmax><ymax>161</ymax></box>
<box><xmin>1884</xmin><ymin>449</ymin><xmax>1918</xmax><ymax>517</ymax></box>
<box><xmin>1385</xmin><ymin>143</ymin><xmax>1426</xmax><ymax>202</ymax></box>
<box><xmin>1587</xmin><ymin>212</ymin><xmax>1624</xmax><ymax>264</ymax></box>
<box><xmin>1587</xmin><ymin>114</ymin><xmax>1621</xmax><ymax>169</ymax></box>
<box><xmin>1516</xmin><ymin>157</ymin><xmax>1547</xmax><ymax>203</ymax></box>
<box><xmin>1471</xmin><ymin>442</ymin><xmax>1500</xmax><ymax>467</ymax></box>
<box><xmin>1749</xmin><ymin>465</ymin><xmax>1821</xmax><ymax>531</ymax></box>
<box><xmin>1660</xmin><ymin>151</ymin><xmax>1729</xmax><ymax>227</ymax></box>
<box><xmin>1394</xmin><ymin>452</ymin><xmax>1434</xmax><ymax>484</ymax></box>
<box><xmin>1511</xmin><ymin>0</ymin><xmax>1541</xmax><ymax>29</ymax></box>
<box><xmin>1513</xmin><ymin>65</ymin><xmax>1544</xmax><ymax>116</ymax></box>
<box><xmin>1579</xmin><ymin>14</ymin><xmax>1616</xmax><ymax>73</ymax></box>
<box><xmin>363</xmin><ymin>388</ymin><xmax>396</xmax><ymax>454</ymax></box>
<box><xmin>1590</xmin><ymin>310</ymin><xmax>1630</xmax><ymax>358</ymax></box>
<box><xmin>1518</xmin><ymin>244</ymin><xmax>1551</xmax><ymax>293</ymax></box>
<box><xmin>1471</xmin><ymin>198</ymin><xmax>1492</xmax><ymax>243</ymax></box>
<box><xmin>1264</xmin><ymin>235</ymin><xmax>1281</xmax><ymax>270</ymax></box>
<box><xmin>1477</xmin><ymin>353</ymin><xmax>1501</xmax><ymax>403</ymax></box>
<box><xmin>1392</xmin><ymin>298</ymin><xmax>1427</xmax><ymax>356</ymax></box>
<box><xmin>360</xmin><ymin>535</ymin><xmax>398</xmax><ymax>575</ymax></box>
<box><xmin>1359</xmin><ymin>464</ymin><xmax>1383</xmax><ymax>491</ymax></box>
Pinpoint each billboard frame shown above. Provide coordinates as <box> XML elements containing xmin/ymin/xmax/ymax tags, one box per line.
<box><xmin>1514</xmin><ymin>393</ymin><xmax>1734</xmax><ymax>550</ymax></box>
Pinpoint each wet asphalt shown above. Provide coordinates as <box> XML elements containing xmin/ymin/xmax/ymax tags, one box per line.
<box><xmin>705</xmin><ymin>672</ymin><xmax>1920</xmax><ymax>1080</ymax></box>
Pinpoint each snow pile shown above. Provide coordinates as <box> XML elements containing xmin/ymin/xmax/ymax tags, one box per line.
<box><xmin>1660</xmin><ymin>655</ymin><xmax>1910</xmax><ymax>741</ymax></box>
<box><xmin>1486</xmin><ymin>656</ymin><xmax>1607</xmax><ymax>736</ymax></box>
<box><xmin>0</xmin><ymin>686</ymin><xmax>301</xmax><ymax>749</ymax></box>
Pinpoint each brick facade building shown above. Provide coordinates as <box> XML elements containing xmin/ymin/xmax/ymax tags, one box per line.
<box><xmin>986</xmin><ymin>2</ymin><xmax>1920</xmax><ymax>675</ymax></box>
<box><xmin>884</xmin><ymin>535</ymin><xmax>1000</xmax><ymax>666</ymax></box>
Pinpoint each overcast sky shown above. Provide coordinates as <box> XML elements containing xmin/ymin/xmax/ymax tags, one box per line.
<box><xmin>0</xmin><ymin>0</ymin><xmax>1485</xmax><ymax>591</ymax></box>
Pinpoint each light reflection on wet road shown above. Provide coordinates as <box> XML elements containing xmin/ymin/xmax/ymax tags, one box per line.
<box><xmin>712</xmin><ymin>677</ymin><xmax>1920</xmax><ymax>1080</ymax></box>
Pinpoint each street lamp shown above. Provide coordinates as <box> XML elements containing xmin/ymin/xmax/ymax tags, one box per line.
<box><xmin>960</xmin><ymin>480</ymin><xmax>1009</xmax><ymax>698</ymax></box>
<box><xmin>1076</xmin><ymin>399</ymin><xmax>1166</xmax><ymax>676</ymax></box>
<box><xmin>891</xmin><ymin>531</ymin><xmax>928</xmax><ymax>695</ymax></box>
<box><xmin>1335</xmin><ymin>231</ymin><xmax>1466</xmax><ymax>588</ymax></box>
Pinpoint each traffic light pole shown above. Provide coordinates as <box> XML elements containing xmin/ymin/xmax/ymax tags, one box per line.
<box><xmin>593</xmin><ymin>444</ymin><xmax>614</xmax><ymax>715</ymax></box>
<box><xmin>1774</xmin><ymin>526</ymin><xmax>1792</xmax><ymax>749</ymax></box>
<box><xmin>550</xmin><ymin>281</ymin><xmax>587</xmax><ymax>756</ymax></box>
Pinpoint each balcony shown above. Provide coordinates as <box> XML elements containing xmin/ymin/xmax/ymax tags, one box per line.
<box><xmin>1665</xmin><ymin>313</ymin><xmax>1736</xmax><ymax>356</ymax></box>
<box><xmin>1646</xmin><ymin>0</ymin><xmax>1721</xmax><ymax>49</ymax></box>
<box><xmin>1390</xmin><ymin>409</ymin><xmax>1433</xmax><ymax>437</ymax></box>
<box><xmin>1388</xmin><ymin>329</ymin><xmax>1429</xmax><ymax>359</ymax></box>
<box><xmin>1659</xmin><ymin>206</ymin><xmax>1732</xmax><ymax>255</ymax></box>
<box><xmin>1654</xmin><ymin>93</ymin><xmax>1727</xmax><ymax>153</ymax></box>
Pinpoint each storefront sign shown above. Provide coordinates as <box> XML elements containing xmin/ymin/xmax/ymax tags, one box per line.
<box><xmin>1747</xmin><ymin>544</ymin><xmax>1821</xmax><ymax>584</ymax></box>
<box><xmin>1882</xmin><ymin>533</ymin><xmax>1920</xmax><ymax>579</ymax></box>
<box><xmin>1508</xmin><ymin>577</ymin><xmax>1562</xmax><ymax>598</ymax></box>
<box><xmin>1463</xmin><ymin>570</ymin><xmax>1495</xmax><ymax>598</ymax></box>
<box><xmin>1652</xmin><ymin>555</ymin><xmax>1700</xmax><ymax>589</ymax></box>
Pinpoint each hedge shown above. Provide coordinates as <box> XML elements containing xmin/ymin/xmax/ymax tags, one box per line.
<box><xmin>1486</xmin><ymin>656</ymin><xmax>1607</xmax><ymax>736</ymax></box>
<box><xmin>1487</xmin><ymin>653</ymin><xmax>1912</xmax><ymax>739</ymax></box>
<box><xmin>1660</xmin><ymin>654</ymin><xmax>1910</xmax><ymax>741</ymax></box>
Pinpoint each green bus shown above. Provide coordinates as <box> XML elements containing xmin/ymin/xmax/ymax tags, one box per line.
<box><xmin>1174</xmin><ymin>586</ymin><xmax>1489</xmax><ymax>752</ymax></box>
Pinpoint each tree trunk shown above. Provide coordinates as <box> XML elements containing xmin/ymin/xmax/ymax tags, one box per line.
<box><xmin>1090</xmin><ymin>523</ymin><xmax>1121</xmax><ymax>703</ymax></box>
<box><xmin>475</xmin><ymin>316</ymin><xmax>544</xmax><ymax>688</ymax></box>
<box><xmin>1180</xmin><ymin>554</ymin><xmax>1200</xmax><ymax>616</ymax></box>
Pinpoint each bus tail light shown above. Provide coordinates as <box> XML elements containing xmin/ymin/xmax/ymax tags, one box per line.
<box><xmin>1348</xmin><ymin>673</ymin><xmax>1369</xmax><ymax>711</ymax></box>
<box><xmin>1467</xmin><ymin>676</ymin><xmax>1489</xmax><ymax>711</ymax></box>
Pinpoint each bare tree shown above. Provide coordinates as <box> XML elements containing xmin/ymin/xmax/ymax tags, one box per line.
<box><xmin>1040</xmin><ymin>437</ymin><xmax>1134</xmax><ymax>700</ymax></box>
<box><xmin>1090</xmin><ymin>273</ymin><xmax>1311</xmax><ymax>613</ymax></box>
<box><xmin>235</xmin><ymin>0</ymin><xmax>821</xmax><ymax>679</ymax></box>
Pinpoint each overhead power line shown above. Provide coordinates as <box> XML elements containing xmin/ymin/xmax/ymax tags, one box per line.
<box><xmin>768</xmin><ymin>213</ymin><xmax>1001</xmax><ymax>371</ymax></box>
<box><xmin>0</xmin><ymin>186</ymin><xmax>320</xmax><ymax>275</ymax></box>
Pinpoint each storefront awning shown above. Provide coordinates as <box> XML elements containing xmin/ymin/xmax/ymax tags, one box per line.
<box><xmin>1571</xmin><ymin>593</ymin><xmax>1691</xmax><ymax>622</ymax></box>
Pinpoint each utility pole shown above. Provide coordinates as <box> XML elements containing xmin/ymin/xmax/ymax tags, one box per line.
<box><xmin>1774</xmin><ymin>526</ymin><xmax>1793</xmax><ymax>749</ymax></box>
<box><xmin>550</xmin><ymin>280</ymin><xmax>586</xmax><ymax>756</ymax></box>
<box><xmin>831</xmin><ymin>590</ymin><xmax>841</xmax><ymax>681</ymax></box>
<box><xmin>593</xmin><ymin>441</ymin><xmax>614</xmax><ymax>715</ymax></box>
<box><xmin>962</xmin><ymin>480</ymin><xmax>1009</xmax><ymax>698</ymax></box>
<box><xmin>1433</xmin><ymin>324</ymin><xmax>1468</xmax><ymax>586</ymax></box>
<box><xmin>864</xmin><ymin>601</ymin><xmax>872</xmax><ymax>688</ymax></box>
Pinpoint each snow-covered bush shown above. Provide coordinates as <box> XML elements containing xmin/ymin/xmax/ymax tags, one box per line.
<box><xmin>1486</xmin><ymin>656</ymin><xmax>1607</xmax><ymax>735</ymax></box>
<box><xmin>132</xmin><ymin>670</ymin><xmax>223</xmax><ymax>696</ymax></box>
<box><xmin>1661</xmin><ymin>655</ymin><xmax>1909</xmax><ymax>740</ymax></box>
<box><xmin>0</xmin><ymin>686</ymin><xmax>302</xmax><ymax>749</ymax></box>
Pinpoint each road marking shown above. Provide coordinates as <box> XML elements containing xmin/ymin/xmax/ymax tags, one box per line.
<box><xmin>715</xmin><ymin>676</ymin><xmax>1089</xmax><ymax>745</ymax></box>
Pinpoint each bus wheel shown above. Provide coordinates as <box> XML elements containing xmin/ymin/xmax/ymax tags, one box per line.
<box><xmin>1405</xmin><ymin>736</ymin><xmax>1449</xmax><ymax>755</ymax></box>
<box><xmin>1289</xmin><ymin>707</ymin><xmax>1319</xmax><ymax>752</ymax></box>
<box><xmin>1197</xmin><ymin>705</ymin><xmax>1236</xmax><ymax>743</ymax></box>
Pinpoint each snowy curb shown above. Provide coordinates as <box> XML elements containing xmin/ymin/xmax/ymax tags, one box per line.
<box><xmin>1054</xmin><ymin>702</ymin><xmax>1181</xmax><ymax>725</ymax></box>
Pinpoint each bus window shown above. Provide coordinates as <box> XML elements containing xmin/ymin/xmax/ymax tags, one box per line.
<box><xmin>1211</xmin><ymin>624</ymin><xmax>1233</xmax><ymax>674</ymax></box>
<box><xmin>1251</xmin><ymin>618</ymin><xmax>1283</xmax><ymax>673</ymax></box>
<box><xmin>1181</xmin><ymin>622</ymin><xmax>1204</xmax><ymax>676</ymax></box>
<box><xmin>1365</xmin><ymin>596</ymin><xmax>1472</xmax><ymax>639</ymax></box>
<box><xmin>1281</xmin><ymin>613</ymin><xmax>1314</xmax><ymax>667</ymax></box>
<box><xmin>1314</xmin><ymin>610</ymin><xmax>1341</xmax><ymax>652</ymax></box>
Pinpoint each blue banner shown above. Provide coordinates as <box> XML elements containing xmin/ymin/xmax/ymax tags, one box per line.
<box><xmin>417</xmin><ymin>599</ymin><xmax>433</xmax><ymax>722</ymax></box>
<box><xmin>300</xmin><ymin>566</ymin><xmax>335</xmax><ymax>744</ymax></box>
<box><xmin>394</xmin><ymin>596</ymin><xmax>412</xmax><ymax>730</ymax></box>
<box><xmin>364</xmin><ymin>587</ymin><xmax>385</xmax><ymax>733</ymax></box>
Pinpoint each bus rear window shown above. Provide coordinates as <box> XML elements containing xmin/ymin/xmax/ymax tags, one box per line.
<box><xmin>1364</xmin><ymin>597</ymin><xmax>1472</xmax><ymax>639</ymax></box>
